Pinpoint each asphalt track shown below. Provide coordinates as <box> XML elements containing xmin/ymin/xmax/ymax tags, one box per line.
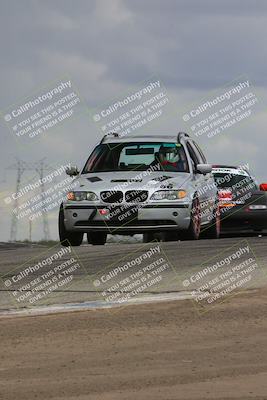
<box><xmin>0</xmin><ymin>234</ymin><xmax>266</xmax><ymax>314</ymax></box>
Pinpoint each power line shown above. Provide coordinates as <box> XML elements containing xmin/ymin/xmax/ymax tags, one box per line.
<box><xmin>8</xmin><ymin>159</ymin><xmax>52</xmax><ymax>241</ymax></box>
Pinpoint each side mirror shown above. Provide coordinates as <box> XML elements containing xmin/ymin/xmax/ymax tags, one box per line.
<box><xmin>196</xmin><ymin>163</ymin><xmax>212</xmax><ymax>175</ymax></box>
<box><xmin>260</xmin><ymin>183</ymin><xmax>267</xmax><ymax>191</ymax></box>
<box><xmin>66</xmin><ymin>165</ymin><xmax>79</xmax><ymax>176</ymax></box>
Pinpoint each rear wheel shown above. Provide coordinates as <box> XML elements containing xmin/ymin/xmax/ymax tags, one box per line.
<box><xmin>87</xmin><ymin>232</ymin><xmax>107</xmax><ymax>245</ymax></box>
<box><xmin>58</xmin><ymin>207</ymin><xmax>83</xmax><ymax>246</ymax></box>
<box><xmin>182</xmin><ymin>197</ymin><xmax>201</xmax><ymax>240</ymax></box>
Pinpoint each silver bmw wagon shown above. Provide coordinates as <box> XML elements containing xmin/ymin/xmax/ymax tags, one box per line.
<box><xmin>59</xmin><ymin>132</ymin><xmax>220</xmax><ymax>246</ymax></box>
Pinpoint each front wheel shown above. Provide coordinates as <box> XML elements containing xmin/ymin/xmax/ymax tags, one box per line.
<box><xmin>162</xmin><ymin>231</ymin><xmax>180</xmax><ymax>242</ymax></box>
<box><xmin>143</xmin><ymin>232</ymin><xmax>155</xmax><ymax>243</ymax></box>
<box><xmin>58</xmin><ymin>207</ymin><xmax>83</xmax><ymax>246</ymax></box>
<box><xmin>87</xmin><ymin>232</ymin><xmax>107</xmax><ymax>245</ymax></box>
<box><xmin>182</xmin><ymin>197</ymin><xmax>201</xmax><ymax>240</ymax></box>
<box><xmin>201</xmin><ymin>202</ymin><xmax>221</xmax><ymax>239</ymax></box>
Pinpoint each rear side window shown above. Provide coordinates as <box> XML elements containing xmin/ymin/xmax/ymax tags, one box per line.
<box><xmin>214</xmin><ymin>173</ymin><xmax>257</xmax><ymax>191</ymax></box>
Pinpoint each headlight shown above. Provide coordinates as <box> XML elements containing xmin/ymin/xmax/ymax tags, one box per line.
<box><xmin>150</xmin><ymin>190</ymin><xmax>187</xmax><ymax>200</ymax></box>
<box><xmin>67</xmin><ymin>191</ymin><xmax>99</xmax><ymax>201</ymax></box>
<box><xmin>86</xmin><ymin>191</ymin><xmax>99</xmax><ymax>201</ymax></box>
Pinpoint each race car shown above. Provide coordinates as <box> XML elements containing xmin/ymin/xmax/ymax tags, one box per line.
<box><xmin>212</xmin><ymin>165</ymin><xmax>267</xmax><ymax>233</ymax></box>
<box><xmin>58</xmin><ymin>132</ymin><xmax>220</xmax><ymax>246</ymax></box>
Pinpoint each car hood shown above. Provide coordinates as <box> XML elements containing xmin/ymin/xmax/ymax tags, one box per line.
<box><xmin>73</xmin><ymin>171</ymin><xmax>191</xmax><ymax>192</ymax></box>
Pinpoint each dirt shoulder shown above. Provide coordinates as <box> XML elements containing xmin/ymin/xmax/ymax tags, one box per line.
<box><xmin>1</xmin><ymin>288</ymin><xmax>267</xmax><ymax>400</ymax></box>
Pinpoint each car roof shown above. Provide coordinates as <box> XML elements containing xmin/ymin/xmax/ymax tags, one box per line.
<box><xmin>101</xmin><ymin>134</ymin><xmax>177</xmax><ymax>143</ymax></box>
<box><xmin>100</xmin><ymin>133</ymin><xmax>189</xmax><ymax>144</ymax></box>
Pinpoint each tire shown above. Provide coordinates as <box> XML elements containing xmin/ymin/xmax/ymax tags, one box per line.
<box><xmin>143</xmin><ymin>232</ymin><xmax>155</xmax><ymax>243</ymax></box>
<box><xmin>201</xmin><ymin>202</ymin><xmax>221</xmax><ymax>239</ymax></box>
<box><xmin>58</xmin><ymin>207</ymin><xmax>83</xmax><ymax>247</ymax></box>
<box><xmin>162</xmin><ymin>231</ymin><xmax>180</xmax><ymax>242</ymax></box>
<box><xmin>87</xmin><ymin>232</ymin><xmax>107</xmax><ymax>245</ymax></box>
<box><xmin>182</xmin><ymin>196</ymin><xmax>201</xmax><ymax>240</ymax></box>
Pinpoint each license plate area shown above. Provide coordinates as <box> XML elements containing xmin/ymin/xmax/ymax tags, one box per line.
<box><xmin>107</xmin><ymin>204</ymin><xmax>139</xmax><ymax>223</ymax></box>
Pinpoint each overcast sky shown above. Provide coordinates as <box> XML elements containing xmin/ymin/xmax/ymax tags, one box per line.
<box><xmin>0</xmin><ymin>0</ymin><xmax>267</xmax><ymax>241</ymax></box>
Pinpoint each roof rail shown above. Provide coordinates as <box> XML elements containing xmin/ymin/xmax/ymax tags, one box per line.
<box><xmin>177</xmin><ymin>132</ymin><xmax>190</xmax><ymax>143</ymax></box>
<box><xmin>100</xmin><ymin>132</ymin><xmax>119</xmax><ymax>143</ymax></box>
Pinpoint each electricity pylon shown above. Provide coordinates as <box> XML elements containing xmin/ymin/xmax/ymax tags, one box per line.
<box><xmin>9</xmin><ymin>160</ymin><xmax>26</xmax><ymax>241</ymax></box>
<box><xmin>8</xmin><ymin>159</ymin><xmax>51</xmax><ymax>241</ymax></box>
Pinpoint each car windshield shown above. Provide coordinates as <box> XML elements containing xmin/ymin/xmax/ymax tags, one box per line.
<box><xmin>82</xmin><ymin>142</ymin><xmax>189</xmax><ymax>173</ymax></box>
<box><xmin>213</xmin><ymin>173</ymin><xmax>258</xmax><ymax>191</ymax></box>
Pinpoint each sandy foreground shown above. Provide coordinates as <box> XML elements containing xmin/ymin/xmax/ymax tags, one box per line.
<box><xmin>0</xmin><ymin>288</ymin><xmax>267</xmax><ymax>400</ymax></box>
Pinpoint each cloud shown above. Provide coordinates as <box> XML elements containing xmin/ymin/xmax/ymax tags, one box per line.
<box><xmin>94</xmin><ymin>0</ymin><xmax>134</xmax><ymax>27</ymax></box>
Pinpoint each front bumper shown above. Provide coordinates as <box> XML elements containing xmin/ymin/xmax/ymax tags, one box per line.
<box><xmin>63</xmin><ymin>203</ymin><xmax>191</xmax><ymax>234</ymax></box>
